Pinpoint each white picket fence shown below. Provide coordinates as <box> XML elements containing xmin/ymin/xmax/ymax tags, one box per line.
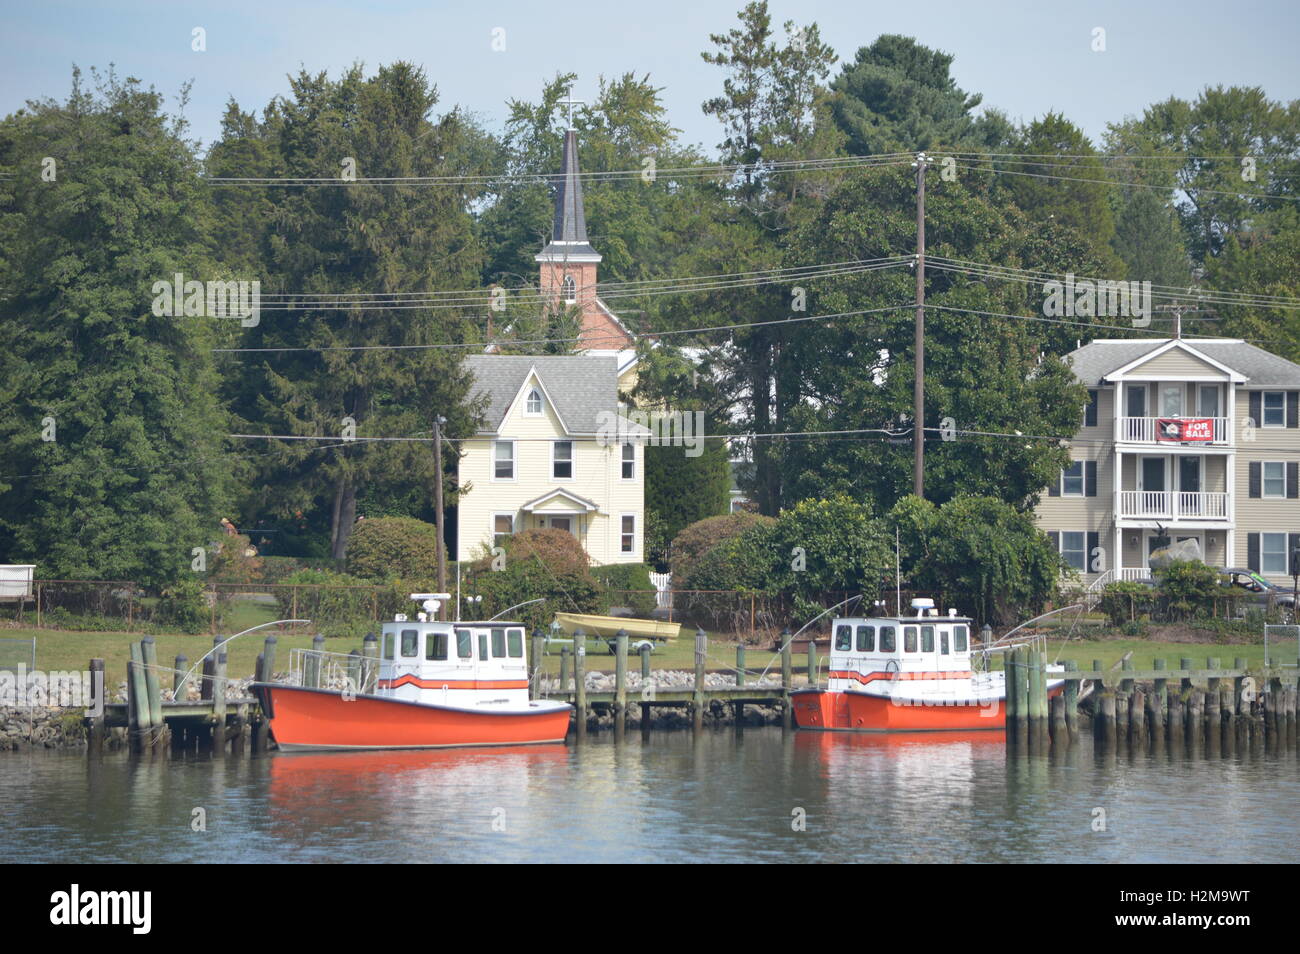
<box><xmin>649</xmin><ymin>572</ymin><xmax>673</xmax><ymax>609</ymax></box>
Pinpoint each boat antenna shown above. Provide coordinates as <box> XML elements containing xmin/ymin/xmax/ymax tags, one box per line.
<box><xmin>754</xmin><ymin>594</ymin><xmax>863</xmax><ymax>683</ymax></box>
<box><xmin>487</xmin><ymin>597</ymin><xmax>546</xmax><ymax>622</ymax></box>
<box><xmin>895</xmin><ymin>527</ymin><xmax>902</xmax><ymax>616</ymax></box>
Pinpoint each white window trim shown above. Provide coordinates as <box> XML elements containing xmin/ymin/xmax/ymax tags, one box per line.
<box><xmin>1261</xmin><ymin>460</ymin><xmax>1286</xmax><ymax>499</ymax></box>
<box><xmin>492</xmin><ymin>512</ymin><xmax>515</xmax><ymax>546</ymax></box>
<box><xmin>1061</xmin><ymin>461</ymin><xmax>1085</xmax><ymax>497</ymax></box>
<box><xmin>525</xmin><ymin>389</ymin><xmax>543</xmax><ymax>416</ymax></box>
<box><xmin>620</xmin><ymin>513</ymin><xmax>637</xmax><ymax>554</ymax></box>
<box><xmin>621</xmin><ymin>442</ymin><xmax>636</xmax><ymax>480</ymax></box>
<box><xmin>562</xmin><ymin>274</ymin><xmax>576</xmax><ymax>304</ymax></box>
<box><xmin>1060</xmin><ymin>531</ymin><xmax>1086</xmax><ymax>572</ymax></box>
<box><xmin>1261</xmin><ymin>532</ymin><xmax>1288</xmax><ymax>574</ymax></box>
<box><xmin>1262</xmin><ymin>390</ymin><xmax>1286</xmax><ymax>428</ymax></box>
<box><xmin>492</xmin><ymin>440</ymin><xmax>516</xmax><ymax>482</ymax></box>
<box><xmin>552</xmin><ymin>440</ymin><xmax>574</xmax><ymax>480</ymax></box>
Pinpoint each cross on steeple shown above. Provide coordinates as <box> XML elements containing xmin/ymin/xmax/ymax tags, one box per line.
<box><xmin>557</xmin><ymin>84</ymin><xmax>584</xmax><ymax>131</ymax></box>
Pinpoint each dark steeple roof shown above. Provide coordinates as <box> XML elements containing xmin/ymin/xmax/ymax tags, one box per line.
<box><xmin>537</xmin><ymin>129</ymin><xmax>600</xmax><ymax>262</ymax></box>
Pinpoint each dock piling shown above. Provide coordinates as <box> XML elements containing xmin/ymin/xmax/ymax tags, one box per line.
<box><xmin>573</xmin><ymin>630</ymin><xmax>586</xmax><ymax>738</ymax></box>
<box><xmin>780</xmin><ymin>630</ymin><xmax>793</xmax><ymax>730</ymax></box>
<box><xmin>614</xmin><ymin>630</ymin><xmax>628</xmax><ymax>737</ymax></box>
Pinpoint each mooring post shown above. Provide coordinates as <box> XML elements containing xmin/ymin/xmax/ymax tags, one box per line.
<box><xmin>127</xmin><ymin>642</ymin><xmax>150</xmax><ymax>754</ymax></box>
<box><xmin>693</xmin><ymin>627</ymin><xmax>707</xmax><ymax>733</ymax></box>
<box><xmin>262</xmin><ymin>634</ymin><xmax>279</xmax><ymax>685</ymax></box>
<box><xmin>305</xmin><ymin>634</ymin><xmax>324</xmax><ymax>688</ymax></box>
<box><xmin>1129</xmin><ymin>685</ymin><xmax>1146</xmax><ymax>747</ymax></box>
<box><xmin>780</xmin><ymin>629</ymin><xmax>793</xmax><ymax>730</ymax></box>
<box><xmin>211</xmin><ymin>652</ymin><xmax>228</xmax><ymax>757</ymax></box>
<box><xmin>806</xmin><ymin>638</ymin><xmax>817</xmax><ymax>689</ymax></box>
<box><xmin>140</xmin><ymin>637</ymin><xmax>164</xmax><ymax>748</ymax></box>
<box><xmin>614</xmin><ymin>630</ymin><xmax>628</xmax><ymax>738</ymax></box>
<box><xmin>1062</xmin><ymin>659</ymin><xmax>1078</xmax><ymax>740</ymax></box>
<box><xmin>1151</xmin><ymin>658</ymin><xmax>1167</xmax><ymax>743</ymax></box>
<box><xmin>361</xmin><ymin>633</ymin><xmax>377</xmax><ymax>695</ymax></box>
<box><xmin>1015</xmin><ymin>647</ymin><xmax>1030</xmax><ymax>749</ymax></box>
<box><xmin>559</xmin><ymin>646</ymin><xmax>570</xmax><ymax>692</ymax></box>
<box><xmin>1206</xmin><ymin>657</ymin><xmax>1222</xmax><ymax>754</ymax></box>
<box><xmin>87</xmin><ymin>658</ymin><xmax>105</xmax><ymax>756</ymax></box>
<box><xmin>573</xmin><ymin>630</ymin><xmax>586</xmax><ymax>738</ymax></box>
<box><xmin>736</xmin><ymin>643</ymin><xmax>746</xmax><ymax>688</ymax></box>
<box><xmin>530</xmin><ymin>629</ymin><xmax>543</xmax><ymax>696</ymax></box>
<box><xmin>1026</xmin><ymin>649</ymin><xmax>1043</xmax><ymax>747</ymax></box>
<box><xmin>1179</xmin><ymin>657</ymin><xmax>1197</xmax><ymax>751</ymax></box>
<box><xmin>1004</xmin><ymin>647</ymin><xmax>1019</xmax><ymax>746</ymax></box>
<box><xmin>252</xmin><ymin>654</ymin><xmax>268</xmax><ymax>754</ymax></box>
<box><xmin>346</xmin><ymin>649</ymin><xmax>361</xmax><ymax>697</ymax></box>
<box><xmin>640</xmin><ymin>641</ymin><xmax>653</xmax><ymax>734</ymax></box>
<box><xmin>173</xmin><ymin>653</ymin><xmax>189</xmax><ymax>702</ymax></box>
<box><xmin>1115</xmin><ymin>656</ymin><xmax>1133</xmax><ymax>743</ymax></box>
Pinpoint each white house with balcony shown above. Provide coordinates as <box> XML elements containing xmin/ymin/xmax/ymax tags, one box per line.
<box><xmin>454</xmin><ymin>354</ymin><xmax>649</xmax><ymax>566</ymax></box>
<box><xmin>1035</xmin><ymin>337</ymin><xmax>1300</xmax><ymax>586</ymax></box>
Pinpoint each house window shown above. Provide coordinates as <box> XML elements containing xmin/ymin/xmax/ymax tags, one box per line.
<box><xmin>621</xmin><ymin>443</ymin><xmax>635</xmax><ymax>479</ymax></box>
<box><xmin>1198</xmin><ymin>385</ymin><xmax>1220</xmax><ymax>418</ymax></box>
<box><xmin>1263</xmin><ymin>461</ymin><xmax>1286</xmax><ymax>498</ymax></box>
<box><xmin>562</xmin><ymin>274</ymin><xmax>576</xmax><ymax>303</ymax></box>
<box><xmin>1262</xmin><ymin>533</ymin><xmax>1288</xmax><ymax>574</ymax></box>
<box><xmin>493</xmin><ymin>441</ymin><xmax>514</xmax><ymax>479</ymax></box>
<box><xmin>525</xmin><ymin>389</ymin><xmax>543</xmax><ymax>415</ymax></box>
<box><xmin>1062</xmin><ymin>461</ymin><xmax>1084</xmax><ymax>496</ymax></box>
<box><xmin>552</xmin><ymin>441</ymin><xmax>573</xmax><ymax>479</ymax></box>
<box><xmin>493</xmin><ymin>513</ymin><xmax>515</xmax><ymax>546</ymax></box>
<box><xmin>620</xmin><ymin>514</ymin><xmax>636</xmax><ymax>554</ymax></box>
<box><xmin>1060</xmin><ymin>531</ymin><xmax>1086</xmax><ymax>571</ymax></box>
<box><xmin>1263</xmin><ymin>391</ymin><xmax>1285</xmax><ymax>427</ymax></box>
<box><xmin>1083</xmin><ymin>390</ymin><xmax>1098</xmax><ymax>427</ymax></box>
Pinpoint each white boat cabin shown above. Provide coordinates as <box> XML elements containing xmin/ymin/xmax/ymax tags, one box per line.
<box><xmin>376</xmin><ymin>595</ymin><xmax>530</xmax><ymax>707</ymax></box>
<box><xmin>827</xmin><ymin>599</ymin><xmax>976</xmax><ymax>691</ymax></box>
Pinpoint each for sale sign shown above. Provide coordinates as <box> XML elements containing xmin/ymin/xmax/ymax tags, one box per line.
<box><xmin>1155</xmin><ymin>418</ymin><xmax>1214</xmax><ymax>442</ymax></box>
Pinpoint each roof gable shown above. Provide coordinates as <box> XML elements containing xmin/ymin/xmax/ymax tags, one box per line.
<box><xmin>464</xmin><ymin>355</ymin><xmax>619</xmax><ymax>435</ymax></box>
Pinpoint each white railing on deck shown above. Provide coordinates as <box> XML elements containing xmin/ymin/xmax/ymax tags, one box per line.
<box><xmin>1118</xmin><ymin>491</ymin><xmax>1229</xmax><ymax>519</ymax></box>
<box><xmin>1119</xmin><ymin>416</ymin><xmax>1230</xmax><ymax>444</ymax></box>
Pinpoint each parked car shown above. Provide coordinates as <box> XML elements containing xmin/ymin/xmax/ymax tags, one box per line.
<box><xmin>1221</xmin><ymin>568</ymin><xmax>1296</xmax><ymax>622</ymax></box>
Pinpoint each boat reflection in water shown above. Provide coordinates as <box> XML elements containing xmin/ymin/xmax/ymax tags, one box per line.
<box><xmin>265</xmin><ymin>745</ymin><xmax>569</xmax><ymax>852</ymax></box>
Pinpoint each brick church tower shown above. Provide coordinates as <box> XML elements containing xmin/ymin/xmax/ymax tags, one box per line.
<box><xmin>536</xmin><ymin>127</ymin><xmax>635</xmax><ymax>352</ymax></box>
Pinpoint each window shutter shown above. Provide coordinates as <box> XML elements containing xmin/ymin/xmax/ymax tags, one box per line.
<box><xmin>1085</xmin><ymin>390</ymin><xmax>1098</xmax><ymax>427</ymax></box>
<box><xmin>1290</xmin><ymin>534</ymin><xmax>1300</xmax><ymax>571</ymax></box>
<box><xmin>1086</xmin><ymin>531</ymin><xmax>1100</xmax><ymax>571</ymax></box>
<box><xmin>1288</xmin><ymin>461</ymin><xmax>1299</xmax><ymax>499</ymax></box>
<box><xmin>1289</xmin><ymin>391</ymin><xmax>1299</xmax><ymax>428</ymax></box>
<box><xmin>1047</xmin><ymin>531</ymin><xmax>1059</xmax><ymax>551</ymax></box>
<box><xmin>1048</xmin><ymin>474</ymin><xmax>1060</xmax><ymax>497</ymax></box>
<box><xmin>1247</xmin><ymin>533</ymin><xmax>1260</xmax><ymax>572</ymax></box>
<box><xmin>1249</xmin><ymin>392</ymin><xmax>1262</xmax><ymax>428</ymax></box>
<box><xmin>1085</xmin><ymin>461</ymin><xmax>1098</xmax><ymax>497</ymax></box>
<box><xmin>1248</xmin><ymin>461</ymin><xmax>1261</xmax><ymax>498</ymax></box>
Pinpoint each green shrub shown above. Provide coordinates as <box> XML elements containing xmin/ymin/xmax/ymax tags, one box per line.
<box><xmin>275</xmin><ymin>568</ymin><xmax>383</xmax><ymax>639</ymax></box>
<box><xmin>156</xmin><ymin>577</ymin><xmax>208</xmax><ymax>634</ymax></box>
<box><xmin>594</xmin><ymin>563</ymin><xmax>657</xmax><ymax>617</ymax></box>
<box><xmin>1153</xmin><ymin>560</ymin><xmax>1223</xmax><ymax>620</ymax></box>
<box><xmin>1099</xmin><ymin>580</ymin><xmax>1156</xmax><ymax>627</ymax></box>
<box><xmin>670</xmin><ymin>512</ymin><xmax>775</xmax><ymax>584</ymax></box>
<box><xmin>461</xmin><ymin>529</ymin><xmax>601</xmax><ymax>631</ymax></box>
<box><xmin>345</xmin><ymin>517</ymin><xmax>443</xmax><ymax>582</ymax></box>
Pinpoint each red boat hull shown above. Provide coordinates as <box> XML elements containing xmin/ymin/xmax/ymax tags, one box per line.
<box><xmin>792</xmin><ymin>684</ymin><xmax>1064</xmax><ymax>732</ymax></box>
<box><xmin>791</xmin><ymin>688</ymin><xmax>1006</xmax><ymax>731</ymax></box>
<box><xmin>253</xmin><ymin>684</ymin><xmax>572</xmax><ymax>751</ymax></box>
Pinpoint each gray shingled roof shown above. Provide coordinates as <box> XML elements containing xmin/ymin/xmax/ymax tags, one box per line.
<box><xmin>1066</xmin><ymin>339</ymin><xmax>1300</xmax><ymax>386</ymax></box>
<box><xmin>463</xmin><ymin>355</ymin><xmax>619</xmax><ymax>434</ymax></box>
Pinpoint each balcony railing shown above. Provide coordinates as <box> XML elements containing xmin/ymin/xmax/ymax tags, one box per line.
<box><xmin>1118</xmin><ymin>490</ymin><xmax>1230</xmax><ymax>520</ymax></box>
<box><xmin>1119</xmin><ymin>416</ymin><xmax>1230</xmax><ymax>444</ymax></box>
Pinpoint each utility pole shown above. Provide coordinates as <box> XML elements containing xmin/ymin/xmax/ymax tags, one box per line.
<box><xmin>913</xmin><ymin>152</ymin><xmax>928</xmax><ymax>499</ymax></box>
<box><xmin>433</xmin><ymin>415</ymin><xmax>447</xmax><ymax>619</ymax></box>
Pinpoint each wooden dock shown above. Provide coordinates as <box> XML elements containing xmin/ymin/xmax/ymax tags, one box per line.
<box><xmin>1005</xmin><ymin>646</ymin><xmax>1299</xmax><ymax>753</ymax></box>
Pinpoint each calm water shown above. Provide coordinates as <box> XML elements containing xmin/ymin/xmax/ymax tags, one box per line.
<box><xmin>1</xmin><ymin>729</ymin><xmax>1296</xmax><ymax>863</ymax></box>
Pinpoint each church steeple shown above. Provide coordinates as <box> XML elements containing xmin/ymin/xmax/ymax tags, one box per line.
<box><xmin>537</xmin><ymin>129</ymin><xmax>600</xmax><ymax>263</ymax></box>
<box><xmin>535</xmin><ymin>118</ymin><xmax>633</xmax><ymax>352</ymax></box>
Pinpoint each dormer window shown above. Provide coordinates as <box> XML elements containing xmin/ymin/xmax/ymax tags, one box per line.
<box><xmin>526</xmin><ymin>388</ymin><xmax>543</xmax><ymax>415</ymax></box>
<box><xmin>561</xmin><ymin>274</ymin><xmax>576</xmax><ymax>303</ymax></box>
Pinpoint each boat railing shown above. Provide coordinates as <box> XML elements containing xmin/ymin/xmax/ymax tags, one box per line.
<box><xmin>287</xmin><ymin>647</ymin><xmax>375</xmax><ymax>693</ymax></box>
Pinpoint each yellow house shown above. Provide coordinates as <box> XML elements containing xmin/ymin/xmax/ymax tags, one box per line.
<box><xmin>456</xmin><ymin>354</ymin><xmax>648</xmax><ymax>565</ymax></box>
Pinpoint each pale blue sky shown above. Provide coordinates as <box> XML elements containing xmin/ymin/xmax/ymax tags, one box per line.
<box><xmin>2</xmin><ymin>0</ymin><xmax>1297</xmax><ymax>155</ymax></box>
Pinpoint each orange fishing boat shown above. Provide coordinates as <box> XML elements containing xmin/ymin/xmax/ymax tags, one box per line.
<box><xmin>252</xmin><ymin>595</ymin><xmax>572</xmax><ymax>751</ymax></box>
<box><xmin>791</xmin><ymin>599</ymin><xmax>1064</xmax><ymax>732</ymax></box>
